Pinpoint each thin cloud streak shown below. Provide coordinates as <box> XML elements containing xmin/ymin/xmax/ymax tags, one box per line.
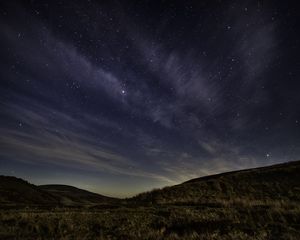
<box><xmin>0</xmin><ymin>100</ymin><xmax>177</xmax><ymax>185</ymax></box>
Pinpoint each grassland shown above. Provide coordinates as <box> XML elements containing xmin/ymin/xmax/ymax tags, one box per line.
<box><xmin>1</xmin><ymin>201</ymin><xmax>299</xmax><ymax>239</ymax></box>
<box><xmin>0</xmin><ymin>161</ymin><xmax>300</xmax><ymax>239</ymax></box>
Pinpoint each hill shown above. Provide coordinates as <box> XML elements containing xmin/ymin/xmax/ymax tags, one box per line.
<box><xmin>0</xmin><ymin>176</ymin><xmax>117</xmax><ymax>207</ymax></box>
<box><xmin>132</xmin><ymin>160</ymin><xmax>300</xmax><ymax>205</ymax></box>
<box><xmin>0</xmin><ymin>176</ymin><xmax>59</xmax><ymax>206</ymax></box>
<box><xmin>39</xmin><ymin>184</ymin><xmax>117</xmax><ymax>206</ymax></box>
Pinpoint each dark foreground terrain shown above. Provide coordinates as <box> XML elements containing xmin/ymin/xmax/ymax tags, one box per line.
<box><xmin>1</xmin><ymin>161</ymin><xmax>300</xmax><ymax>239</ymax></box>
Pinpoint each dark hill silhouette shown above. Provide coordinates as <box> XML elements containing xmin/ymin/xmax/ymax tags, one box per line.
<box><xmin>39</xmin><ymin>184</ymin><xmax>116</xmax><ymax>206</ymax></box>
<box><xmin>0</xmin><ymin>176</ymin><xmax>117</xmax><ymax>207</ymax></box>
<box><xmin>0</xmin><ymin>176</ymin><xmax>59</xmax><ymax>206</ymax></box>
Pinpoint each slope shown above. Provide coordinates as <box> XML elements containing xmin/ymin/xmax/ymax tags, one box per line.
<box><xmin>0</xmin><ymin>176</ymin><xmax>59</xmax><ymax>206</ymax></box>
<box><xmin>0</xmin><ymin>176</ymin><xmax>117</xmax><ymax>207</ymax></box>
<box><xmin>39</xmin><ymin>184</ymin><xmax>117</xmax><ymax>206</ymax></box>
<box><xmin>132</xmin><ymin>160</ymin><xmax>300</xmax><ymax>205</ymax></box>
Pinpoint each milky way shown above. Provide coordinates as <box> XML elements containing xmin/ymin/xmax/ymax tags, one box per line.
<box><xmin>0</xmin><ymin>0</ymin><xmax>299</xmax><ymax>197</ymax></box>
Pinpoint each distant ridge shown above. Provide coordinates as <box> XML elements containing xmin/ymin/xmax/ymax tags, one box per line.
<box><xmin>39</xmin><ymin>184</ymin><xmax>116</xmax><ymax>206</ymax></box>
<box><xmin>0</xmin><ymin>176</ymin><xmax>117</xmax><ymax>207</ymax></box>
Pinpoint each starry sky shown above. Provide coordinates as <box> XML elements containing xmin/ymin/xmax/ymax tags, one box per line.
<box><xmin>0</xmin><ymin>0</ymin><xmax>299</xmax><ymax>197</ymax></box>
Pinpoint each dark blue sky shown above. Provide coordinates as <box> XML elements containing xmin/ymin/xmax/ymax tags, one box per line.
<box><xmin>0</xmin><ymin>0</ymin><xmax>299</xmax><ymax>197</ymax></box>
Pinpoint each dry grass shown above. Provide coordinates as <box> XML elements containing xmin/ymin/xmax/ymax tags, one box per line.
<box><xmin>1</xmin><ymin>161</ymin><xmax>299</xmax><ymax>239</ymax></box>
<box><xmin>0</xmin><ymin>201</ymin><xmax>299</xmax><ymax>240</ymax></box>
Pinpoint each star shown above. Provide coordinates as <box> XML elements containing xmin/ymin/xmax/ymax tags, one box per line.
<box><xmin>0</xmin><ymin>0</ymin><xmax>299</xmax><ymax>199</ymax></box>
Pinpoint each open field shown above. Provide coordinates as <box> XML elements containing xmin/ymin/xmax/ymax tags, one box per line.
<box><xmin>1</xmin><ymin>201</ymin><xmax>300</xmax><ymax>240</ymax></box>
<box><xmin>1</xmin><ymin>161</ymin><xmax>300</xmax><ymax>239</ymax></box>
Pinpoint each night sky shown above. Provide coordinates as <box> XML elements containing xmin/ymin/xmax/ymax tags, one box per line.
<box><xmin>0</xmin><ymin>0</ymin><xmax>299</xmax><ymax>197</ymax></box>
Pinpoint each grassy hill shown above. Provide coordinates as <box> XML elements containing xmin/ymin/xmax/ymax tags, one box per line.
<box><xmin>132</xmin><ymin>161</ymin><xmax>300</xmax><ymax>205</ymax></box>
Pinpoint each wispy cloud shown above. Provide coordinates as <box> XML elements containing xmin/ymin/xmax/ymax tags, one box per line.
<box><xmin>0</xmin><ymin>1</ymin><xmax>296</xmax><ymax>196</ymax></box>
<box><xmin>0</xmin><ymin>100</ymin><xmax>176</xmax><ymax>185</ymax></box>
